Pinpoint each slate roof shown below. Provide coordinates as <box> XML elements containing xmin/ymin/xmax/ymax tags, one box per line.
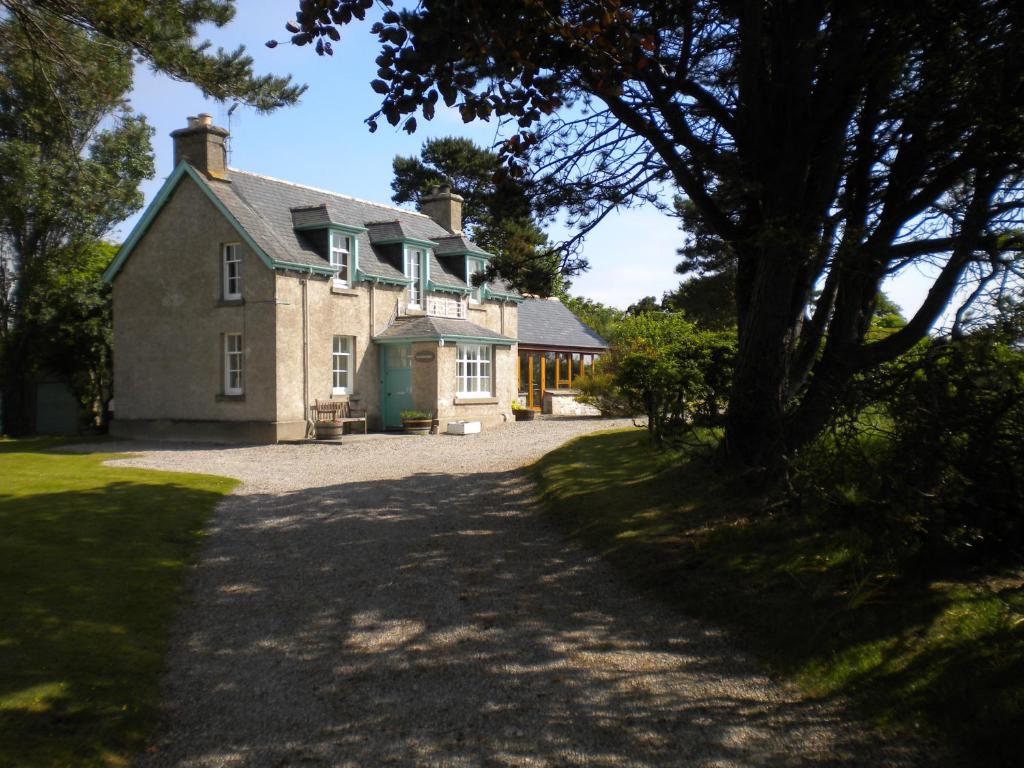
<box><xmin>202</xmin><ymin>169</ymin><xmax>518</xmax><ymax>296</ymax></box>
<box><xmin>517</xmin><ymin>298</ymin><xmax>608</xmax><ymax>350</ymax></box>
<box><xmin>433</xmin><ymin>233</ymin><xmax>490</xmax><ymax>257</ymax></box>
<box><xmin>374</xmin><ymin>315</ymin><xmax>516</xmax><ymax>344</ymax></box>
<box><xmin>290</xmin><ymin>204</ymin><xmax>332</xmax><ymax>229</ymax></box>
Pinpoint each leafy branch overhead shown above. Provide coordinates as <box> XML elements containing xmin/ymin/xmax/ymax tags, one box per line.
<box><xmin>278</xmin><ymin>0</ymin><xmax>1024</xmax><ymax>469</ymax></box>
<box><xmin>2</xmin><ymin>0</ymin><xmax>306</xmax><ymax>110</ymax></box>
<box><xmin>391</xmin><ymin>137</ymin><xmax>573</xmax><ymax>295</ymax></box>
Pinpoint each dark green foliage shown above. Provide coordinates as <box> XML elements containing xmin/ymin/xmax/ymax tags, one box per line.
<box><xmin>792</xmin><ymin>317</ymin><xmax>1024</xmax><ymax>565</ymax></box>
<box><xmin>0</xmin><ymin>15</ymin><xmax>154</xmax><ymax>434</ymax></box>
<box><xmin>662</xmin><ymin>196</ymin><xmax>738</xmax><ymax>330</ymax></box>
<box><xmin>663</xmin><ymin>266</ymin><xmax>737</xmax><ymax>331</ymax></box>
<box><xmin>578</xmin><ymin>312</ymin><xmax>736</xmax><ymax>442</ymax></box>
<box><xmin>3</xmin><ymin>0</ymin><xmax>304</xmax><ymax>111</ymax></box>
<box><xmin>625</xmin><ymin>295</ymin><xmax>662</xmax><ymax>316</ymax></box>
<box><xmin>560</xmin><ymin>295</ymin><xmax>625</xmax><ymax>341</ymax></box>
<box><xmin>391</xmin><ymin>136</ymin><xmax>567</xmax><ymax>295</ymax></box>
<box><xmin>29</xmin><ymin>243</ymin><xmax>118</xmax><ymax>426</ymax></box>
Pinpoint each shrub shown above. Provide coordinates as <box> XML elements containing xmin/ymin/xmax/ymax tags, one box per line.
<box><xmin>791</xmin><ymin>320</ymin><xmax>1024</xmax><ymax>566</ymax></box>
<box><xmin>580</xmin><ymin>312</ymin><xmax>736</xmax><ymax>443</ymax></box>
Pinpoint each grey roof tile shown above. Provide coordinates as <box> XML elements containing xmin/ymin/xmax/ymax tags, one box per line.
<box><xmin>375</xmin><ymin>315</ymin><xmax>515</xmax><ymax>343</ymax></box>
<box><xmin>517</xmin><ymin>298</ymin><xmax>608</xmax><ymax>350</ymax></box>
<box><xmin>208</xmin><ymin>169</ymin><xmax>517</xmax><ymax>295</ymax></box>
<box><xmin>290</xmin><ymin>205</ymin><xmax>331</xmax><ymax>229</ymax></box>
<box><xmin>433</xmin><ymin>234</ymin><xmax>490</xmax><ymax>257</ymax></box>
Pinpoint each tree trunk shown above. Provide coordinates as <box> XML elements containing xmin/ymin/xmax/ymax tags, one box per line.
<box><xmin>723</xmin><ymin>251</ymin><xmax>805</xmax><ymax>468</ymax></box>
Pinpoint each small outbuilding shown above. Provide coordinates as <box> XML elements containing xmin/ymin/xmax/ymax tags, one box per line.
<box><xmin>516</xmin><ymin>298</ymin><xmax>608</xmax><ymax>414</ymax></box>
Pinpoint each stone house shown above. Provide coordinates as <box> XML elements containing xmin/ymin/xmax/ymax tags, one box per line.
<box><xmin>104</xmin><ymin>115</ymin><xmax>521</xmax><ymax>442</ymax></box>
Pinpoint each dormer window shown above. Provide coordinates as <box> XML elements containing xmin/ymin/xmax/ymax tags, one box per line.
<box><xmin>330</xmin><ymin>232</ymin><xmax>351</xmax><ymax>286</ymax></box>
<box><xmin>467</xmin><ymin>258</ymin><xmax>485</xmax><ymax>304</ymax></box>
<box><xmin>405</xmin><ymin>247</ymin><xmax>425</xmax><ymax>308</ymax></box>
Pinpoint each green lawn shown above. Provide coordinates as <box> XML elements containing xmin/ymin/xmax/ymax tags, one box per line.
<box><xmin>0</xmin><ymin>437</ymin><xmax>237</xmax><ymax>767</ymax></box>
<box><xmin>532</xmin><ymin>428</ymin><xmax>1024</xmax><ymax>768</ymax></box>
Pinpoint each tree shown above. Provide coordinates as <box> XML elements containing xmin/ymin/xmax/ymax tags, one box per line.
<box><xmin>663</xmin><ymin>269</ymin><xmax>737</xmax><ymax>331</ymax></box>
<box><xmin>589</xmin><ymin>311</ymin><xmax>735</xmax><ymax>443</ymax></box>
<box><xmin>2</xmin><ymin>0</ymin><xmax>304</xmax><ymax>111</ymax></box>
<box><xmin>31</xmin><ymin>242</ymin><xmax>118</xmax><ymax>426</ymax></box>
<box><xmin>662</xmin><ymin>197</ymin><xmax>738</xmax><ymax>330</ymax></box>
<box><xmin>275</xmin><ymin>1</ymin><xmax>1024</xmax><ymax>467</ymax></box>
<box><xmin>391</xmin><ymin>136</ymin><xmax>567</xmax><ymax>295</ymax></box>
<box><xmin>0</xmin><ymin>14</ymin><xmax>154</xmax><ymax>433</ymax></box>
<box><xmin>560</xmin><ymin>294</ymin><xmax>625</xmax><ymax>341</ymax></box>
<box><xmin>626</xmin><ymin>295</ymin><xmax>663</xmax><ymax>316</ymax></box>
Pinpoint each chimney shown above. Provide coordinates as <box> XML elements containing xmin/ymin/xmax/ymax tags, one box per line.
<box><xmin>419</xmin><ymin>183</ymin><xmax>464</xmax><ymax>234</ymax></box>
<box><xmin>170</xmin><ymin>113</ymin><xmax>230</xmax><ymax>181</ymax></box>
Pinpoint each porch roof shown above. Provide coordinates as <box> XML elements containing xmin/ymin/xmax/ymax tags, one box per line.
<box><xmin>374</xmin><ymin>316</ymin><xmax>516</xmax><ymax>346</ymax></box>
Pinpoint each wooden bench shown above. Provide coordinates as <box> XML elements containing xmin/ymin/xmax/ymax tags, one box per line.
<box><xmin>310</xmin><ymin>399</ymin><xmax>368</xmax><ymax>434</ymax></box>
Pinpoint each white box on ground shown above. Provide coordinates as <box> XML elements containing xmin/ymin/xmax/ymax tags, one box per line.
<box><xmin>447</xmin><ymin>421</ymin><xmax>481</xmax><ymax>435</ymax></box>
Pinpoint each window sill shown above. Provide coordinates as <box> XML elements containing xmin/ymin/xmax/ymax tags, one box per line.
<box><xmin>216</xmin><ymin>393</ymin><xmax>245</xmax><ymax>402</ymax></box>
<box><xmin>217</xmin><ymin>298</ymin><xmax>244</xmax><ymax>307</ymax></box>
<box><xmin>454</xmin><ymin>396</ymin><xmax>498</xmax><ymax>405</ymax></box>
<box><xmin>331</xmin><ymin>282</ymin><xmax>358</xmax><ymax>296</ymax></box>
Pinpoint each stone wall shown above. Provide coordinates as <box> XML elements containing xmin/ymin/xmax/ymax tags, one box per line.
<box><xmin>543</xmin><ymin>389</ymin><xmax>602</xmax><ymax>417</ymax></box>
<box><xmin>274</xmin><ymin>276</ymin><xmax>403</xmax><ymax>435</ymax></box>
<box><xmin>111</xmin><ymin>176</ymin><xmax>279</xmax><ymax>439</ymax></box>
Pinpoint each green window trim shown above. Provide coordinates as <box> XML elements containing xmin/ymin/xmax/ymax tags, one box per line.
<box><xmin>374</xmin><ymin>236</ymin><xmax>437</xmax><ymax>249</ymax></box>
<box><xmin>404</xmin><ymin>244</ymin><xmax>431</xmax><ymax>307</ymax></box>
<box><xmin>427</xmin><ymin>281</ymin><xmax>470</xmax><ymax>296</ymax></box>
<box><xmin>482</xmin><ymin>286</ymin><xmax>524</xmax><ymax>303</ymax></box>
<box><xmin>328</xmin><ymin>227</ymin><xmax>360</xmax><ymax>284</ymax></box>
<box><xmin>362</xmin><ymin>273</ymin><xmax>413</xmax><ymax>287</ymax></box>
<box><xmin>293</xmin><ymin>222</ymin><xmax>368</xmax><ymax>234</ymax></box>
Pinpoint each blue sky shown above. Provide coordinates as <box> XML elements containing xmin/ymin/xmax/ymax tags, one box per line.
<box><xmin>119</xmin><ymin>0</ymin><xmax>930</xmax><ymax>316</ymax></box>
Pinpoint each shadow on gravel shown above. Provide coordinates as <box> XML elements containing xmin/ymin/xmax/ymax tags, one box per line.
<box><xmin>140</xmin><ymin>469</ymin><xmax>917</xmax><ymax>768</ymax></box>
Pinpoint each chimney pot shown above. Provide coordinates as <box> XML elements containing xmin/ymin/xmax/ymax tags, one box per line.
<box><xmin>419</xmin><ymin>186</ymin><xmax>464</xmax><ymax>234</ymax></box>
<box><xmin>171</xmin><ymin>115</ymin><xmax>230</xmax><ymax>181</ymax></box>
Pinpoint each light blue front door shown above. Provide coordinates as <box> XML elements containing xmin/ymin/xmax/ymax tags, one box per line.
<box><xmin>380</xmin><ymin>344</ymin><xmax>413</xmax><ymax>429</ymax></box>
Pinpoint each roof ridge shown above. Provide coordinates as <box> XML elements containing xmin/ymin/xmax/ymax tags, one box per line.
<box><xmin>228</xmin><ymin>168</ymin><xmax>433</xmax><ymax>220</ymax></box>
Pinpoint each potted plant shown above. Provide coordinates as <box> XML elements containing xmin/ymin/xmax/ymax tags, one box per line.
<box><xmin>315</xmin><ymin>419</ymin><xmax>344</xmax><ymax>440</ymax></box>
<box><xmin>511</xmin><ymin>401</ymin><xmax>537</xmax><ymax>421</ymax></box>
<box><xmin>400</xmin><ymin>409</ymin><xmax>433</xmax><ymax>435</ymax></box>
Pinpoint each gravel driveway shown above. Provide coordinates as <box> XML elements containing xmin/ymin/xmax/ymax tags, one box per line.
<box><xmin>104</xmin><ymin>418</ymin><xmax>917</xmax><ymax>767</ymax></box>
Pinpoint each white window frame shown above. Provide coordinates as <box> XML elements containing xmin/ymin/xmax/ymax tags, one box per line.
<box><xmin>222</xmin><ymin>243</ymin><xmax>241</xmax><ymax>300</ymax></box>
<box><xmin>330</xmin><ymin>231</ymin><xmax>351</xmax><ymax>287</ymax></box>
<box><xmin>332</xmin><ymin>335</ymin><xmax>354</xmax><ymax>394</ymax></box>
<box><xmin>456</xmin><ymin>343</ymin><xmax>493</xmax><ymax>397</ymax></box>
<box><xmin>405</xmin><ymin>247</ymin><xmax>424</xmax><ymax>308</ymax></box>
<box><xmin>467</xmin><ymin>258</ymin><xmax>484</xmax><ymax>304</ymax></box>
<box><xmin>224</xmin><ymin>333</ymin><xmax>243</xmax><ymax>395</ymax></box>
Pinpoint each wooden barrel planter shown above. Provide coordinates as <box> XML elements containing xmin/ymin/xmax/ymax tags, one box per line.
<box><xmin>513</xmin><ymin>409</ymin><xmax>537</xmax><ymax>422</ymax></box>
<box><xmin>401</xmin><ymin>418</ymin><xmax>433</xmax><ymax>435</ymax></box>
<box><xmin>315</xmin><ymin>421</ymin><xmax>344</xmax><ymax>440</ymax></box>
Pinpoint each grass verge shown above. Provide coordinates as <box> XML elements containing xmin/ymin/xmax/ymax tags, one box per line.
<box><xmin>532</xmin><ymin>428</ymin><xmax>1023</xmax><ymax>768</ymax></box>
<box><xmin>0</xmin><ymin>437</ymin><xmax>237</xmax><ymax>767</ymax></box>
